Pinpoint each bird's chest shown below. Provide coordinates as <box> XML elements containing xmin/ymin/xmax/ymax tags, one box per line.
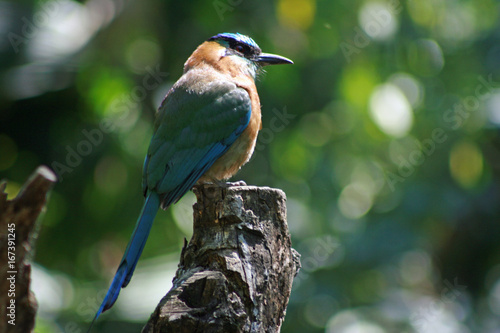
<box><xmin>199</xmin><ymin>98</ymin><xmax>261</xmax><ymax>182</ymax></box>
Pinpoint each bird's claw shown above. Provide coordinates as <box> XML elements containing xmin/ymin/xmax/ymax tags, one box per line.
<box><xmin>211</xmin><ymin>180</ymin><xmax>247</xmax><ymax>188</ymax></box>
<box><xmin>195</xmin><ymin>180</ymin><xmax>247</xmax><ymax>188</ymax></box>
<box><xmin>224</xmin><ymin>180</ymin><xmax>247</xmax><ymax>187</ymax></box>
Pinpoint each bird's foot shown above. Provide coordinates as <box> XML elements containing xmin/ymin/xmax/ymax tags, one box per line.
<box><xmin>195</xmin><ymin>180</ymin><xmax>247</xmax><ymax>188</ymax></box>
<box><xmin>223</xmin><ymin>180</ymin><xmax>247</xmax><ymax>187</ymax></box>
<box><xmin>209</xmin><ymin>179</ymin><xmax>247</xmax><ymax>188</ymax></box>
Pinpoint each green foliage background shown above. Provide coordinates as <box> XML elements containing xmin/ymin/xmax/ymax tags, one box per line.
<box><xmin>1</xmin><ymin>0</ymin><xmax>500</xmax><ymax>331</ymax></box>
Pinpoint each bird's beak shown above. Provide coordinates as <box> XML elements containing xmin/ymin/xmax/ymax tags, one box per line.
<box><xmin>255</xmin><ymin>53</ymin><xmax>293</xmax><ymax>66</ymax></box>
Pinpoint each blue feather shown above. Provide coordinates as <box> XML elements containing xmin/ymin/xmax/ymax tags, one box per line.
<box><xmin>87</xmin><ymin>192</ymin><xmax>160</xmax><ymax>332</ymax></box>
<box><xmin>208</xmin><ymin>32</ymin><xmax>259</xmax><ymax>49</ymax></box>
<box><xmin>159</xmin><ymin>134</ymin><xmax>243</xmax><ymax>208</ymax></box>
<box><xmin>89</xmin><ymin>106</ymin><xmax>249</xmax><ymax>330</ymax></box>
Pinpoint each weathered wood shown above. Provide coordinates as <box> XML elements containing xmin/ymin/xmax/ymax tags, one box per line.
<box><xmin>0</xmin><ymin>166</ymin><xmax>57</xmax><ymax>333</ymax></box>
<box><xmin>143</xmin><ymin>184</ymin><xmax>300</xmax><ymax>333</ymax></box>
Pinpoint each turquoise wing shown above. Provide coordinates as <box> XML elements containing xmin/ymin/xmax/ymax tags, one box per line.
<box><xmin>142</xmin><ymin>78</ymin><xmax>251</xmax><ymax>207</ymax></box>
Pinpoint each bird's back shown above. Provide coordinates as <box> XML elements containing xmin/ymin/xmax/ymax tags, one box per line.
<box><xmin>142</xmin><ymin>64</ymin><xmax>258</xmax><ymax>207</ymax></box>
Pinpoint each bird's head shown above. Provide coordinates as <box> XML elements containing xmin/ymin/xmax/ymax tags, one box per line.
<box><xmin>184</xmin><ymin>32</ymin><xmax>293</xmax><ymax>79</ymax></box>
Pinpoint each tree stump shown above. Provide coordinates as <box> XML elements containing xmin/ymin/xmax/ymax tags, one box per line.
<box><xmin>0</xmin><ymin>166</ymin><xmax>57</xmax><ymax>333</ymax></box>
<box><xmin>143</xmin><ymin>184</ymin><xmax>301</xmax><ymax>333</ymax></box>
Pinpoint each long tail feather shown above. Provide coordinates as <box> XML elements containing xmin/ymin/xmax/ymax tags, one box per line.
<box><xmin>87</xmin><ymin>192</ymin><xmax>160</xmax><ymax>332</ymax></box>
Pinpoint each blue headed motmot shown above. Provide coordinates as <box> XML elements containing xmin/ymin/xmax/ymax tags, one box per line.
<box><xmin>88</xmin><ymin>32</ymin><xmax>293</xmax><ymax>329</ymax></box>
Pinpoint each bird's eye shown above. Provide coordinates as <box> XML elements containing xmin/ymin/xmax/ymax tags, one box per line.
<box><xmin>234</xmin><ymin>45</ymin><xmax>245</xmax><ymax>53</ymax></box>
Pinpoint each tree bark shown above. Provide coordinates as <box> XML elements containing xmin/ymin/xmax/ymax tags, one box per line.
<box><xmin>0</xmin><ymin>166</ymin><xmax>57</xmax><ymax>333</ymax></box>
<box><xmin>143</xmin><ymin>184</ymin><xmax>301</xmax><ymax>333</ymax></box>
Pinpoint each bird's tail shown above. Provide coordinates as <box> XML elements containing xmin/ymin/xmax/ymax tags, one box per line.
<box><xmin>87</xmin><ymin>192</ymin><xmax>160</xmax><ymax>332</ymax></box>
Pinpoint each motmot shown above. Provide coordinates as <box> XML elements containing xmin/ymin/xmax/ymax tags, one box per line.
<box><xmin>89</xmin><ymin>32</ymin><xmax>293</xmax><ymax>328</ymax></box>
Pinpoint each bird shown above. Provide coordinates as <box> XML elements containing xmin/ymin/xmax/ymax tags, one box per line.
<box><xmin>88</xmin><ymin>32</ymin><xmax>293</xmax><ymax>330</ymax></box>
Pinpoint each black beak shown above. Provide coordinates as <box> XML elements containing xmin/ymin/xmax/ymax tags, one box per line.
<box><xmin>254</xmin><ymin>52</ymin><xmax>293</xmax><ymax>66</ymax></box>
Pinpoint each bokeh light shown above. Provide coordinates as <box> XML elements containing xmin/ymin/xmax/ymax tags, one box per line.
<box><xmin>358</xmin><ymin>1</ymin><xmax>399</xmax><ymax>42</ymax></box>
<box><xmin>449</xmin><ymin>140</ymin><xmax>483</xmax><ymax>188</ymax></box>
<box><xmin>408</xmin><ymin>39</ymin><xmax>444</xmax><ymax>77</ymax></box>
<box><xmin>277</xmin><ymin>0</ymin><xmax>316</xmax><ymax>30</ymax></box>
<box><xmin>486</xmin><ymin>92</ymin><xmax>500</xmax><ymax>126</ymax></box>
<box><xmin>369</xmin><ymin>83</ymin><xmax>413</xmax><ymax>137</ymax></box>
<box><xmin>125</xmin><ymin>38</ymin><xmax>162</xmax><ymax>73</ymax></box>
